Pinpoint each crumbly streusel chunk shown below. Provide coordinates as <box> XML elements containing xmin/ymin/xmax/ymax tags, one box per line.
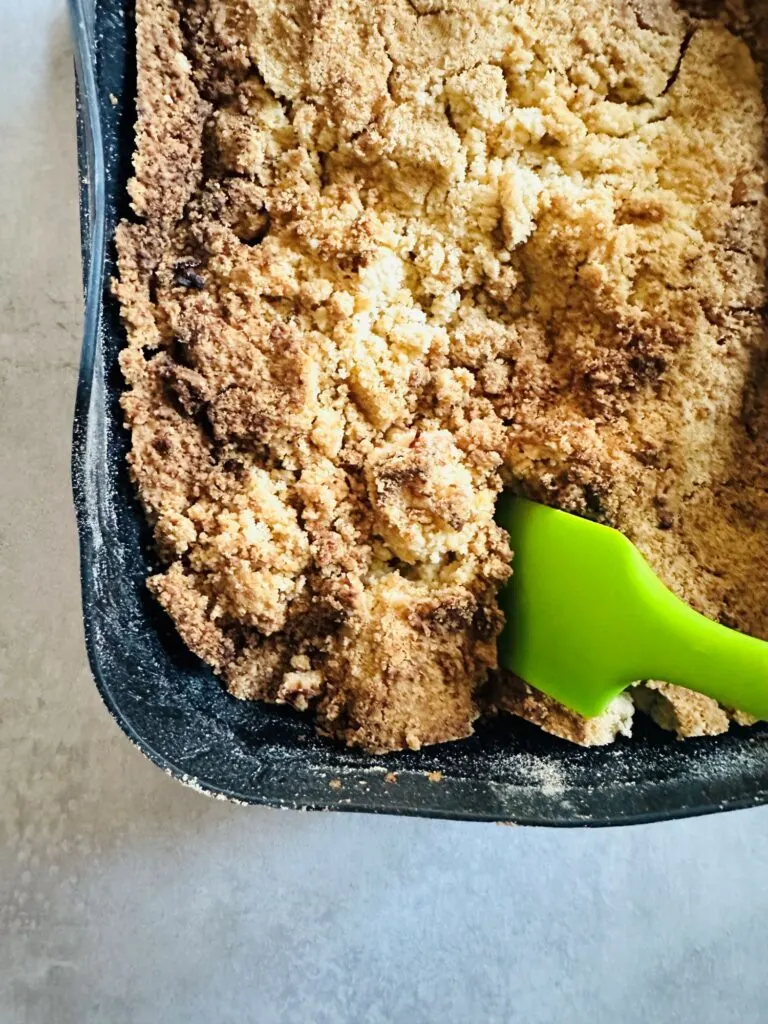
<box><xmin>116</xmin><ymin>0</ymin><xmax>768</xmax><ymax>751</ymax></box>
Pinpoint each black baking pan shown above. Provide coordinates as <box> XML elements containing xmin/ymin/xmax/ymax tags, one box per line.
<box><xmin>69</xmin><ymin>0</ymin><xmax>768</xmax><ymax>824</ymax></box>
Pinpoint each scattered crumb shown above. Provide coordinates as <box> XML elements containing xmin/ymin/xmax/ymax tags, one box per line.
<box><xmin>328</xmin><ymin>778</ymin><xmax>342</xmax><ymax>791</ymax></box>
<box><xmin>427</xmin><ymin>771</ymin><xmax>443</xmax><ymax>784</ymax></box>
<box><xmin>632</xmin><ymin>681</ymin><xmax>730</xmax><ymax>738</ymax></box>
<box><xmin>109</xmin><ymin>93</ymin><xmax>118</xmax><ymax>107</ymax></box>
<box><xmin>496</xmin><ymin>675</ymin><xmax>635</xmax><ymax>747</ymax></box>
<box><xmin>730</xmin><ymin>709</ymin><xmax>759</xmax><ymax>728</ymax></box>
<box><xmin>384</xmin><ymin>772</ymin><xmax>398</xmax><ymax>785</ymax></box>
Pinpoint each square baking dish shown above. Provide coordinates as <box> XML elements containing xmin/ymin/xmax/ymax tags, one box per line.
<box><xmin>70</xmin><ymin>0</ymin><xmax>768</xmax><ymax>823</ymax></box>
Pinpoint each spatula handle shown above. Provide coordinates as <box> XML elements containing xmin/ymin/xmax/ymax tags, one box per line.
<box><xmin>634</xmin><ymin>558</ymin><xmax>768</xmax><ymax>721</ymax></box>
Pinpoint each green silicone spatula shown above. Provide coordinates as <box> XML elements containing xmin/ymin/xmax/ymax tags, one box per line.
<box><xmin>496</xmin><ymin>495</ymin><xmax>768</xmax><ymax>719</ymax></box>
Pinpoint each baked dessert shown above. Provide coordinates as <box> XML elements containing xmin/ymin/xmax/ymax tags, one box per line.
<box><xmin>115</xmin><ymin>0</ymin><xmax>768</xmax><ymax>752</ymax></box>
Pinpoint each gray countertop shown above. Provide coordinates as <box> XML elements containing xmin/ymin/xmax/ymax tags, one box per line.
<box><xmin>2</xmin><ymin>4</ymin><xmax>767</xmax><ymax>1022</ymax></box>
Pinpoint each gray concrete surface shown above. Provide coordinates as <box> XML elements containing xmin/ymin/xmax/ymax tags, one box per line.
<box><xmin>2</xmin><ymin>4</ymin><xmax>768</xmax><ymax>1022</ymax></box>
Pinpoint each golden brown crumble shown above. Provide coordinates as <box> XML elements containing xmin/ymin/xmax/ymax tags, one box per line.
<box><xmin>116</xmin><ymin>0</ymin><xmax>768</xmax><ymax>752</ymax></box>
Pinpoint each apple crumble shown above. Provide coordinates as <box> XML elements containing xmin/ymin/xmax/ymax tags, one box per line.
<box><xmin>115</xmin><ymin>0</ymin><xmax>768</xmax><ymax>752</ymax></box>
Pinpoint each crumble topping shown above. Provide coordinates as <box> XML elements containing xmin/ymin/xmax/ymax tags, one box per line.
<box><xmin>116</xmin><ymin>0</ymin><xmax>768</xmax><ymax>751</ymax></box>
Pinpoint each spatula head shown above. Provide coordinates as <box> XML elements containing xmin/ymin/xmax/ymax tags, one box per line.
<box><xmin>496</xmin><ymin>496</ymin><xmax>768</xmax><ymax>722</ymax></box>
<box><xmin>495</xmin><ymin>495</ymin><xmax>661</xmax><ymax>717</ymax></box>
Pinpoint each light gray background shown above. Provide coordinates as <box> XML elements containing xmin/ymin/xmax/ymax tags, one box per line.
<box><xmin>2</xmin><ymin>4</ymin><xmax>767</xmax><ymax>1022</ymax></box>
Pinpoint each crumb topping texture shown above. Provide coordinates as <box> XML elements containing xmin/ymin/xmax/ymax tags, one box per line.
<box><xmin>117</xmin><ymin>0</ymin><xmax>768</xmax><ymax>751</ymax></box>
